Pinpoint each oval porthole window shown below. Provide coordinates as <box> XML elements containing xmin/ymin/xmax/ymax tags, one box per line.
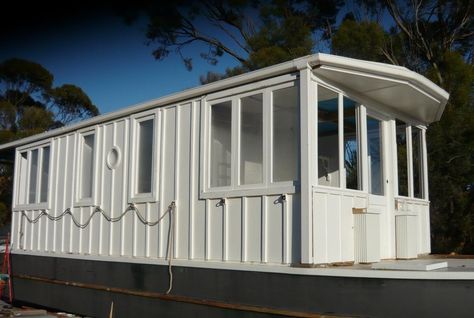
<box><xmin>106</xmin><ymin>147</ymin><xmax>121</xmax><ymax>169</ymax></box>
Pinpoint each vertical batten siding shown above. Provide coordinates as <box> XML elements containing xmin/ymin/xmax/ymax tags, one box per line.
<box><xmin>13</xmin><ymin>98</ymin><xmax>298</xmax><ymax>266</ymax></box>
<box><xmin>208</xmin><ymin>199</ymin><xmax>224</xmax><ymax>260</ymax></box>
<box><xmin>188</xmin><ymin>101</ymin><xmax>199</xmax><ymax>260</ymax></box>
<box><xmin>245</xmin><ymin>196</ymin><xmax>262</xmax><ymax>262</ymax></box>
<box><xmin>176</xmin><ymin>103</ymin><xmax>192</xmax><ymax>259</ymax></box>
<box><xmin>98</xmin><ymin>125</ymin><xmax>107</xmax><ymax>255</ymax></box>
<box><xmin>160</xmin><ymin>106</ymin><xmax>176</xmax><ymax>258</ymax></box>
<box><xmin>241</xmin><ymin>197</ymin><xmax>247</xmax><ymax>262</ymax></box>
<box><xmin>62</xmin><ymin>135</ymin><xmax>74</xmax><ymax>253</ymax></box>
<box><xmin>266</xmin><ymin>195</ymin><xmax>282</xmax><ymax>263</ymax></box>
<box><xmin>122</xmin><ymin>119</ymin><xmax>133</xmax><ymax>257</ymax></box>
<box><xmin>226</xmin><ymin>198</ymin><xmax>242</xmax><ymax>262</ymax></box>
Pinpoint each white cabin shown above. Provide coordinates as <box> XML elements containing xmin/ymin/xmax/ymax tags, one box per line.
<box><xmin>2</xmin><ymin>53</ymin><xmax>449</xmax><ymax>266</ymax></box>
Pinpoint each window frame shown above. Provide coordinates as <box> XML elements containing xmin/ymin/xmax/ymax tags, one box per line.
<box><xmin>201</xmin><ymin>75</ymin><xmax>299</xmax><ymax>199</ymax></box>
<box><xmin>313</xmin><ymin>76</ymin><xmax>429</xmax><ymax>201</ymax></box>
<box><xmin>14</xmin><ymin>140</ymin><xmax>52</xmax><ymax>210</ymax></box>
<box><xmin>74</xmin><ymin>128</ymin><xmax>99</xmax><ymax>207</ymax></box>
<box><xmin>394</xmin><ymin>122</ymin><xmax>427</xmax><ymax>200</ymax></box>
<box><xmin>315</xmin><ymin>81</ymin><xmax>363</xmax><ymax>192</ymax></box>
<box><xmin>128</xmin><ymin>109</ymin><xmax>160</xmax><ymax>203</ymax></box>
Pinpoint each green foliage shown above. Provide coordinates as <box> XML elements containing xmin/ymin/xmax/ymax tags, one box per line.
<box><xmin>51</xmin><ymin>84</ymin><xmax>99</xmax><ymax>124</ymax></box>
<box><xmin>332</xmin><ymin>19</ymin><xmax>387</xmax><ymax>62</ymax></box>
<box><xmin>0</xmin><ymin>101</ymin><xmax>16</xmax><ymax>130</ymax></box>
<box><xmin>125</xmin><ymin>0</ymin><xmax>342</xmax><ymax>82</ymax></box>
<box><xmin>0</xmin><ymin>58</ymin><xmax>53</xmax><ymax>96</ymax></box>
<box><xmin>427</xmin><ymin>52</ymin><xmax>474</xmax><ymax>253</ymax></box>
<box><xmin>0</xmin><ymin>58</ymin><xmax>99</xmax><ymax>133</ymax></box>
<box><xmin>18</xmin><ymin>107</ymin><xmax>54</xmax><ymax>133</ymax></box>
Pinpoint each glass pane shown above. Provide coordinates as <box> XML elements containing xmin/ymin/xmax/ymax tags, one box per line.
<box><xmin>367</xmin><ymin>116</ymin><xmax>384</xmax><ymax>195</ymax></box>
<box><xmin>343</xmin><ymin>97</ymin><xmax>360</xmax><ymax>190</ymax></box>
<box><xmin>28</xmin><ymin>149</ymin><xmax>38</xmax><ymax>204</ymax></box>
<box><xmin>18</xmin><ymin>152</ymin><xmax>28</xmax><ymax>204</ymax></box>
<box><xmin>240</xmin><ymin>94</ymin><xmax>263</xmax><ymax>185</ymax></box>
<box><xmin>40</xmin><ymin>146</ymin><xmax>50</xmax><ymax>202</ymax></box>
<box><xmin>396</xmin><ymin>120</ymin><xmax>408</xmax><ymax>196</ymax></box>
<box><xmin>318</xmin><ymin>86</ymin><xmax>339</xmax><ymax>187</ymax></box>
<box><xmin>210</xmin><ymin>101</ymin><xmax>232</xmax><ymax>187</ymax></box>
<box><xmin>137</xmin><ymin>119</ymin><xmax>154</xmax><ymax>194</ymax></box>
<box><xmin>412</xmin><ymin>127</ymin><xmax>423</xmax><ymax>198</ymax></box>
<box><xmin>81</xmin><ymin>134</ymin><xmax>95</xmax><ymax>199</ymax></box>
<box><xmin>273</xmin><ymin>86</ymin><xmax>299</xmax><ymax>182</ymax></box>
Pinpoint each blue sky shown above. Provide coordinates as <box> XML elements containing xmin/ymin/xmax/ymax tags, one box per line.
<box><xmin>0</xmin><ymin>14</ymin><xmax>240</xmax><ymax>115</ymax></box>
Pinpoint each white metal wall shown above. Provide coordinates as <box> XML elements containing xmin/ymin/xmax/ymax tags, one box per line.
<box><xmin>11</xmin><ymin>100</ymin><xmax>301</xmax><ymax>265</ymax></box>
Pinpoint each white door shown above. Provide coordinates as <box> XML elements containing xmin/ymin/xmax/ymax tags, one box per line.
<box><xmin>365</xmin><ymin>111</ymin><xmax>393</xmax><ymax>258</ymax></box>
<box><xmin>366</xmin><ymin>114</ymin><xmax>385</xmax><ymax>201</ymax></box>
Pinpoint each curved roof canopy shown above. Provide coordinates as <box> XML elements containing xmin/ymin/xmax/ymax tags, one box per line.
<box><xmin>0</xmin><ymin>53</ymin><xmax>448</xmax><ymax>151</ymax></box>
<box><xmin>312</xmin><ymin>54</ymin><xmax>449</xmax><ymax>124</ymax></box>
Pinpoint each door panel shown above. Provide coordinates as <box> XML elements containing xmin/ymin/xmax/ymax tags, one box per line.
<box><xmin>367</xmin><ymin>116</ymin><xmax>384</xmax><ymax>196</ymax></box>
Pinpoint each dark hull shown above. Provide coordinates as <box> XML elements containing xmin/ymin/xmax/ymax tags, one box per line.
<box><xmin>10</xmin><ymin>254</ymin><xmax>474</xmax><ymax>317</ymax></box>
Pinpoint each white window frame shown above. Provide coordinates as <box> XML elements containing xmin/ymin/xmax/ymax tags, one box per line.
<box><xmin>200</xmin><ymin>74</ymin><xmax>299</xmax><ymax>199</ymax></box>
<box><xmin>313</xmin><ymin>76</ymin><xmax>429</xmax><ymax>201</ymax></box>
<box><xmin>315</xmin><ymin>80</ymin><xmax>364</xmax><ymax>193</ymax></box>
<box><xmin>394</xmin><ymin>122</ymin><xmax>427</xmax><ymax>200</ymax></box>
<box><xmin>74</xmin><ymin>128</ymin><xmax>99</xmax><ymax>207</ymax></box>
<box><xmin>128</xmin><ymin>109</ymin><xmax>160</xmax><ymax>203</ymax></box>
<box><xmin>13</xmin><ymin>140</ymin><xmax>52</xmax><ymax>210</ymax></box>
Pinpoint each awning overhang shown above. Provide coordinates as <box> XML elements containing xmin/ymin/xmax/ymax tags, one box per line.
<box><xmin>312</xmin><ymin>54</ymin><xmax>449</xmax><ymax>125</ymax></box>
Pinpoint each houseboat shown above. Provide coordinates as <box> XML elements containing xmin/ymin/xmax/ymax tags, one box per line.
<box><xmin>1</xmin><ymin>53</ymin><xmax>472</xmax><ymax>317</ymax></box>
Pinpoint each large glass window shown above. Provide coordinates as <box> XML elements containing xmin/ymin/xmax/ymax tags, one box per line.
<box><xmin>317</xmin><ymin>86</ymin><xmax>339</xmax><ymax>187</ymax></box>
<box><xmin>395</xmin><ymin>122</ymin><xmax>424</xmax><ymax>199</ymax></box>
<box><xmin>412</xmin><ymin>127</ymin><xmax>423</xmax><ymax>198</ymax></box>
<box><xmin>343</xmin><ymin>97</ymin><xmax>360</xmax><ymax>190</ymax></box>
<box><xmin>210</xmin><ymin>101</ymin><xmax>232</xmax><ymax>187</ymax></box>
<box><xmin>137</xmin><ymin>119</ymin><xmax>154</xmax><ymax>194</ymax></box>
<box><xmin>17</xmin><ymin>144</ymin><xmax>51</xmax><ymax>206</ymax></box>
<box><xmin>40</xmin><ymin>146</ymin><xmax>50</xmax><ymax>202</ymax></box>
<box><xmin>129</xmin><ymin>111</ymin><xmax>159</xmax><ymax>203</ymax></box>
<box><xmin>273</xmin><ymin>86</ymin><xmax>299</xmax><ymax>182</ymax></box>
<box><xmin>367</xmin><ymin>116</ymin><xmax>384</xmax><ymax>195</ymax></box>
<box><xmin>80</xmin><ymin>134</ymin><xmax>95</xmax><ymax>199</ymax></box>
<box><xmin>206</xmin><ymin>81</ymin><xmax>299</xmax><ymax>196</ymax></box>
<box><xmin>240</xmin><ymin>94</ymin><xmax>263</xmax><ymax>185</ymax></box>
<box><xmin>28</xmin><ymin>149</ymin><xmax>38</xmax><ymax>204</ymax></box>
<box><xmin>396</xmin><ymin>120</ymin><xmax>408</xmax><ymax>196</ymax></box>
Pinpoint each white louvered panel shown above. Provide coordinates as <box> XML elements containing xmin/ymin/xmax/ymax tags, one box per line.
<box><xmin>396</xmin><ymin>214</ymin><xmax>418</xmax><ymax>259</ymax></box>
<box><xmin>354</xmin><ymin>213</ymin><xmax>380</xmax><ymax>263</ymax></box>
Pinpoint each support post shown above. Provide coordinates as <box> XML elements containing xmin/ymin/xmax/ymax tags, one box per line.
<box><xmin>298</xmin><ymin>63</ymin><xmax>315</xmax><ymax>264</ymax></box>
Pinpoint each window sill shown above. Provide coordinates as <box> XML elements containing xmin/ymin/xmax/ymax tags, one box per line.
<box><xmin>129</xmin><ymin>194</ymin><xmax>158</xmax><ymax>204</ymax></box>
<box><xmin>74</xmin><ymin>198</ymin><xmax>96</xmax><ymax>207</ymax></box>
<box><xmin>313</xmin><ymin>185</ymin><xmax>368</xmax><ymax>197</ymax></box>
<box><xmin>13</xmin><ymin>202</ymin><xmax>49</xmax><ymax>211</ymax></box>
<box><xmin>200</xmin><ymin>183</ymin><xmax>298</xmax><ymax>199</ymax></box>
<box><xmin>395</xmin><ymin>196</ymin><xmax>430</xmax><ymax>204</ymax></box>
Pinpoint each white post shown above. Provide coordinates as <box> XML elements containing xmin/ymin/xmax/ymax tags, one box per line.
<box><xmin>422</xmin><ymin>128</ymin><xmax>429</xmax><ymax>199</ymax></box>
<box><xmin>407</xmin><ymin>126</ymin><xmax>414</xmax><ymax>198</ymax></box>
<box><xmin>298</xmin><ymin>63</ymin><xmax>316</xmax><ymax>264</ymax></box>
